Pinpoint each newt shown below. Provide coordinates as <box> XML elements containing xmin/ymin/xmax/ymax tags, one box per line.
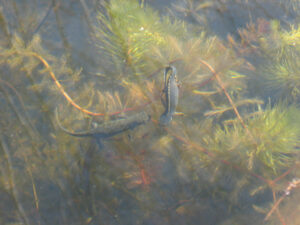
<box><xmin>55</xmin><ymin>109</ymin><xmax>150</xmax><ymax>138</ymax></box>
<box><xmin>159</xmin><ymin>66</ymin><xmax>179</xmax><ymax>125</ymax></box>
<box><xmin>55</xmin><ymin>109</ymin><xmax>150</xmax><ymax>196</ymax></box>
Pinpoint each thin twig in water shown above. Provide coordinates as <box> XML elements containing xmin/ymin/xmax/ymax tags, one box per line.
<box><xmin>0</xmin><ymin>134</ymin><xmax>30</xmax><ymax>225</ymax></box>
<box><xmin>23</xmin><ymin>155</ymin><xmax>41</xmax><ymax>225</ymax></box>
<box><xmin>0</xmin><ymin>79</ymin><xmax>39</xmax><ymax>140</ymax></box>
<box><xmin>79</xmin><ymin>0</ymin><xmax>95</xmax><ymax>34</ymax></box>
<box><xmin>32</xmin><ymin>0</ymin><xmax>55</xmax><ymax>36</ymax></box>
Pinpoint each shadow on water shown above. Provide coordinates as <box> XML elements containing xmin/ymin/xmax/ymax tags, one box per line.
<box><xmin>0</xmin><ymin>0</ymin><xmax>300</xmax><ymax>224</ymax></box>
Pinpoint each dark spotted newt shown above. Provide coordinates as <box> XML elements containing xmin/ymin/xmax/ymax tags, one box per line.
<box><xmin>159</xmin><ymin>66</ymin><xmax>179</xmax><ymax>125</ymax></box>
<box><xmin>55</xmin><ymin>109</ymin><xmax>150</xmax><ymax>138</ymax></box>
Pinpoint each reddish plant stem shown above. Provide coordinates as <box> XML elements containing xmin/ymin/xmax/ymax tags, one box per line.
<box><xmin>272</xmin><ymin>165</ymin><xmax>296</xmax><ymax>184</ymax></box>
<box><xmin>266</xmin><ymin>190</ymin><xmax>286</xmax><ymax>225</ymax></box>
<box><xmin>125</xmin><ymin>149</ymin><xmax>150</xmax><ymax>187</ymax></box>
<box><xmin>265</xmin><ymin>178</ymin><xmax>300</xmax><ymax>221</ymax></box>
<box><xmin>28</xmin><ymin>52</ymin><xmax>151</xmax><ymax>116</ymax></box>
<box><xmin>197</xmin><ymin>58</ymin><xmax>257</xmax><ymax>144</ymax></box>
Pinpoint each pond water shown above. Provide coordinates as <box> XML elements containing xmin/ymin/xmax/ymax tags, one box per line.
<box><xmin>0</xmin><ymin>0</ymin><xmax>299</xmax><ymax>224</ymax></box>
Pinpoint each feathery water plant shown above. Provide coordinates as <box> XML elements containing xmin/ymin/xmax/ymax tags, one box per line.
<box><xmin>263</xmin><ymin>24</ymin><xmax>300</xmax><ymax>100</ymax></box>
<box><xmin>235</xmin><ymin>20</ymin><xmax>300</xmax><ymax>102</ymax></box>
<box><xmin>256</xmin><ymin>22</ymin><xmax>300</xmax><ymax>99</ymax></box>
<box><xmin>203</xmin><ymin>103</ymin><xmax>300</xmax><ymax>177</ymax></box>
<box><xmin>93</xmin><ymin>0</ymin><xmax>186</xmax><ymax>76</ymax></box>
<box><xmin>1</xmin><ymin>0</ymin><xmax>300</xmax><ymax>224</ymax></box>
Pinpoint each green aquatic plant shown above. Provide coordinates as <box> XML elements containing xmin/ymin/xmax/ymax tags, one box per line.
<box><xmin>1</xmin><ymin>0</ymin><xmax>300</xmax><ymax>225</ymax></box>
<box><xmin>93</xmin><ymin>0</ymin><xmax>187</xmax><ymax>75</ymax></box>
<box><xmin>203</xmin><ymin>103</ymin><xmax>300</xmax><ymax>177</ymax></box>
<box><xmin>235</xmin><ymin>19</ymin><xmax>300</xmax><ymax>102</ymax></box>
<box><xmin>172</xmin><ymin>0</ymin><xmax>214</xmax><ymax>25</ymax></box>
<box><xmin>259</xmin><ymin>22</ymin><xmax>300</xmax><ymax>101</ymax></box>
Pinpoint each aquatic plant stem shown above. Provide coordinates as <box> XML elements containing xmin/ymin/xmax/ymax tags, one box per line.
<box><xmin>24</xmin><ymin>155</ymin><xmax>41</xmax><ymax>225</ymax></box>
<box><xmin>0</xmin><ymin>81</ymin><xmax>42</xmax><ymax>223</ymax></box>
<box><xmin>32</xmin><ymin>0</ymin><xmax>55</xmax><ymax>36</ymax></box>
<box><xmin>0</xmin><ymin>134</ymin><xmax>30</xmax><ymax>225</ymax></box>
<box><xmin>272</xmin><ymin>164</ymin><xmax>296</xmax><ymax>184</ymax></box>
<box><xmin>269</xmin><ymin>191</ymin><xmax>286</xmax><ymax>225</ymax></box>
<box><xmin>29</xmin><ymin>52</ymin><xmax>100</xmax><ymax>114</ymax></box>
<box><xmin>198</xmin><ymin>58</ymin><xmax>257</xmax><ymax>144</ymax></box>
<box><xmin>79</xmin><ymin>0</ymin><xmax>95</xmax><ymax>34</ymax></box>
<box><xmin>265</xmin><ymin>178</ymin><xmax>300</xmax><ymax>221</ymax></box>
<box><xmin>53</xmin><ymin>0</ymin><xmax>71</xmax><ymax>54</ymax></box>
<box><xmin>0</xmin><ymin>6</ymin><xmax>11</xmax><ymax>41</ymax></box>
<box><xmin>27</xmin><ymin>52</ymin><xmax>151</xmax><ymax>116</ymax></box>
<box><xmin>0</xmin><ymin>79</ymin><xmax>38</xmax><ymax>140</ymax></box>
<box><xmin>126</xmin><ymin>149</ymin><xmax>150</xmax><ymax>187</ymax></box>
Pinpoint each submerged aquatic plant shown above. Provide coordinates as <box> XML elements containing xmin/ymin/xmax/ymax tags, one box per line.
<box><xmin>93</xmin><ymin>0</ymin><xmax>186</xmax><ymax>75</ymax></box>
<box><xmin>0</xmin><ymin>0</ymin><xmax>300</xmax><ymax>225</ymax></box>
<box><xmin>234</xmin><ymin>19</ymin><xmax>300</xmax><ymax>102</ymax></box>
<box><xmin>258</xmin><ymin>23</ymin><xmax>300</xmax><ymax>101</ymax></box>
<box><xmin>203</xmin><ymin>103</ymin><xmax>300</xmax><ymax>177</ymax></box>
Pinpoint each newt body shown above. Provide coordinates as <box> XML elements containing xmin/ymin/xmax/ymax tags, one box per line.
<box><xmin>56</xmin><ymin>110</ymin><xmax>150</xmax><ymax>138</ymax></box>
<box><xmin>159</xmin><ymin>66</ymin><xmax>179</xmax><ymax>125</ymax></box>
